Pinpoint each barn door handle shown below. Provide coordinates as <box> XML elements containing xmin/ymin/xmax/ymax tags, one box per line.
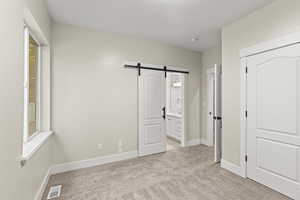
<box><xmin>162</xmin><ymin>107</ymin><xmax>166</xmax><ymax>119</ymax></box>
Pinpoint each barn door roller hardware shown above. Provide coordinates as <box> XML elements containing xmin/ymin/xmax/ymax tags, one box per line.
<box><xmin>124</xmin><ymin>63</ymin><xmax>189</xmax><ymax>76</ymax></box>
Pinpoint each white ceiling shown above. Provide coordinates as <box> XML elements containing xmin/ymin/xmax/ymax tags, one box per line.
<box><xmin>46</xmin><ymin>0</ymin><xmax>274</xmax><ymax>52</ymax></box>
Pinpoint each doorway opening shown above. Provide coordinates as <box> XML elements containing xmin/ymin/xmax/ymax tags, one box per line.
<box><xmin>166</xmin><ymin>72</ymin><xmax>185</xmax><ymax>151</ymax></box>
<box><xmin>207</xmin><ymin>68</ymin><xmax>215</xmax><ymax>147</ymax></box>
<box><xmin>206</xmin><ymin>65</ymin><xmax>222</xmax><ymax>163</ymax></box>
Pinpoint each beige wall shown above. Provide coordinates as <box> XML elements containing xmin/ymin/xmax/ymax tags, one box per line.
<box><xmin>0</xmin><ymin>1</ymin><xmax>24</xmax><ymax>199</ymax></box>
<box><xmin>22</xmin><ymin>1</ymin><xmax>54</xmax><ymax>199</ymax></box>
<box><xmin>52</xmin><ymin>22</ymin><xmax>202</xmax><ymax>163</ymax></box>
<box><xmin>0</xmin><ymin>0</ymin><xmax>53</xmax><ymax>199</ymax></box>
<box><xmin>25</xmin><ymin>0</ymin><xmax>51</xmax><ymax>41</ymax></box>
<box><xmin>200</xmin><ymin>45</ymin><xmax>222</xmax><ymax>142</ymax></box>
<box><xmin>222</xmin><ymin>0</ymin><xmax>300</xmax><ymax>165</ymax></box>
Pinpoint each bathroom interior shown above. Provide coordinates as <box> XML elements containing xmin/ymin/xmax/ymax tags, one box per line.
<box><xmin>166</xmin><ymin>72</ymin><xmax>185</xmax><ymax>150</ymax></box>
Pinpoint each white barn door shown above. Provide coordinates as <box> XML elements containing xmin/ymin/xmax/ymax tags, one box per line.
<box><xmin>247</xmin><ymin>44</ymin><xmax>300</xmax><ymax>199</ymax></box>
<box><xmin>138</xmin><ymin>69</ymin><xmax>166</xmax><ymax>156</ymax></box>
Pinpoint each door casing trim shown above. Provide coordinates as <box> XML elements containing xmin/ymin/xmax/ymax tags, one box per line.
<box><xmin>240</xmin><ymin>31</ymin><xmax>300</xmax><ymax>179</ymax></box>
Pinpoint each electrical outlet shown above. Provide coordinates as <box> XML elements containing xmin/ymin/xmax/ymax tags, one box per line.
<box><xmin>118</xmin><ymin>140</ymin><xmax>123</xmax><ymax>153</ymax></box>
<box><xmin>97</xmin><ymin>144</ymin><xmax>103</xmax><ymax>150</ymax></box>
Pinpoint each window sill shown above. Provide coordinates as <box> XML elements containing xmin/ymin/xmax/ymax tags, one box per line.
<box><xmin>21</xmin><ymin>131</ymin><xmax>53</xmax><ymax>164</ymax></box>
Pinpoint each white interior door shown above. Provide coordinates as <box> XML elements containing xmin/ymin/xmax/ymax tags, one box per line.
<box><xmin>207</xmin><ymin>70</ymin><xmax>214</xmax><ymax>147</ymax></box>
<box><xmin>247</xmin><ymin>44</ymin><xmax>300</xmax><ymax>199</ymax></box>
<box><xmin>139</xmin><ymin>69</ymin><xmax>166</xmax><ymax>156</ymax></box>
<box><xmin>214</xmin><ymin>64</ymin><xmax>222</xmax><ymax>162</ymax></box>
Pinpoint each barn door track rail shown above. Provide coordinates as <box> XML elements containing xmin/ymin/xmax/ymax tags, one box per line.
<box><xmin>124</xmin><ymin>63</ymin><xmax>189</xmax><ymax>76</ymax></box>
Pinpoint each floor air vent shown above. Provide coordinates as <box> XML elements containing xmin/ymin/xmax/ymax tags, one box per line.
<box><xmin>47</xmin><ymin>185</ymin><xmax>62</xmax><ymax>199</ymax></box>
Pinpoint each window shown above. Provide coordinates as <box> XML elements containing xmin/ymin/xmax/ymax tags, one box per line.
<box><xmin>21</xmin><ymin>9</ymin><xmax>53</xmax><ymax>164</ymax></box>
<box><xmin>24</xmin><ymin>26</ymin><xmax>41</xmax><ymax>142</ymax></box>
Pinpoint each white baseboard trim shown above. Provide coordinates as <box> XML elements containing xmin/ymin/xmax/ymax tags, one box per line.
<box><xmin>34</xmin><ymin>168</ymin><xmax>51</xmax><ymax>200</ymax></box>
<box><xmin>200</xmin><ymin>138</ymin><xmax>209</xmax><ymax>146</ymax></box>
<box><xmin>35</xmin><ymin>151</ymin><xmax>138</xmax><ymax>199</ymax></box>
<box><xmin>186</xmin><ymin>139</ymin><xmax>201</xmax><ymax>146</ymax></box>
<box><xmin>50</xmin><ymin>151</ymin><xmax>138</xmax><ymax>175</ymax></box>
<box><xmin>221</xmin><ymin>159</ymin><xmax>243</xmax><ymax>177</ymax></box>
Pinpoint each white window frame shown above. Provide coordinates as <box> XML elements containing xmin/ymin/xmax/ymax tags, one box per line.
<box><xmin>20</xmin><ymin>7</ymin><xmax>53</xmax><ymax>165</ymax></box>
<box><xmin>23</xmin><ymin>25</ymin><xmax>42</xmax><ymax>143</ymax></box>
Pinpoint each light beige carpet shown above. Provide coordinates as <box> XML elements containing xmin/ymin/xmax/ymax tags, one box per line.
<box><xmin>43</xmin><ymin>145</ymin><xmax>291</xmax><ymax>200</ymax></box>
